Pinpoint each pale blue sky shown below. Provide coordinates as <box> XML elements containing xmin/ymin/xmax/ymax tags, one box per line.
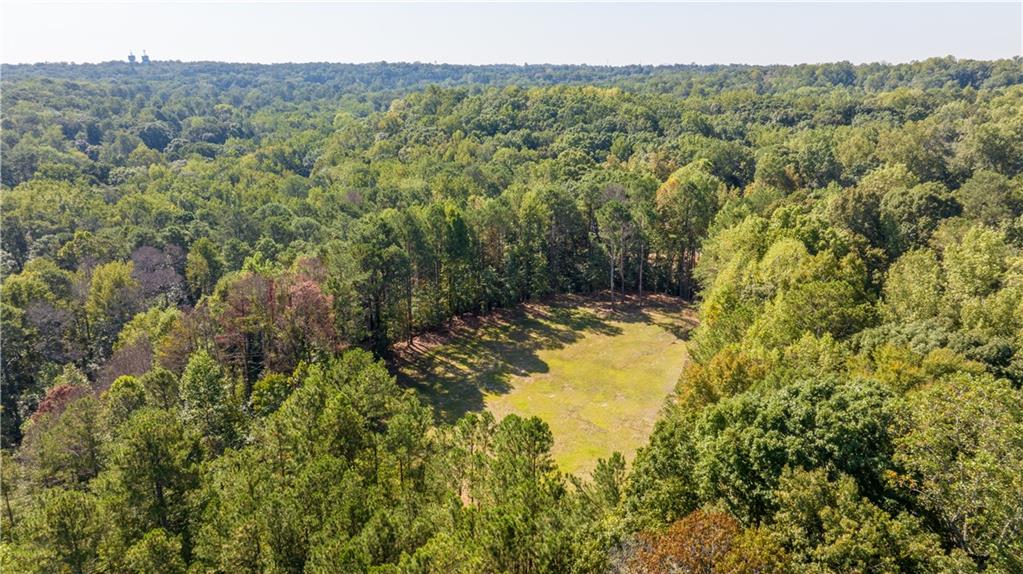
<box><xmin>2</xmin><ymin>2</ymin><xmax>1021</xmax><ymax>65</ymax></box>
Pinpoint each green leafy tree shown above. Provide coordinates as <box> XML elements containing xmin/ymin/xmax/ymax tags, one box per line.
<box><xmin>881</xmin><ymin>249</ymin><xmax>944</xmax><ymax>323</ymax></box>
<box><xmin>880</xmin><ymin>182</ymin><xmax>958</xmax><ymax>255</ymax></box>
<box><xmin>179</xmin><ymin>349</ymin><xmax>240</xmax><ymax>453</ymax></box>
<box><xmin>656</xmin><ymin>376</ymin><xmax>897</xmax><ymax>524</ymax></box>
<box><xmin>21</xmin><ymin>489</ymin><xmax>102</xmax><ymax>574</ymax></box>
<box><xmin>124</xmin><ymin>529</ymin><xmax>187</xmax><ymax>574</ymax></box>
<box><xmin>22</xmin><ymin>394</ymin><xmax>104</xmax><ymax>489</ymax></box>
<box><xmin>596</xmin><ymin>200</ymin><xmax>634</xmax><ymax>305</ymax></box>
<box><xmin>943</xmin><ymin>226</ymin><xmax>1009</xmax><ymax>303</ymax></box>
<box><xmin>655</xmin><ymin>161</ymin><xmax>721</xmax><ymax>297</ymax></box>
<box><xmin>102</xmin><ymin>375</ymin><xmax>147</xmax><ymax>430</ymax></box>
<box><xmin>84</xmin><ymin>260</ymin><xmax>140</xmax><ymax>356</ymax></box>
<box><xmin>894</xmin><ymin>373</ymin><xmax>1023</xmax><ymax>569</ymax></box>
<box><xmin>139</xmin><ymin>367</ymin><xmax>179</xmax><ymax>411</ymax></box>
<box><xmin>768</xmin><ymin>468</ymin><xmax>975</xmax><ymax>573</ymax></box>
<box><xmin>625</xmin><ymin>411</ymin><xmax>701</xmax><ymax>526</ymax></box>
<box><xmin>955</xmin><ymin>170</ymin><xmax>1023</xmax><ymax>227</ymax></box>
<box><xmin>747</xmin><ymin>279</ymin><xmax>874</xmax><ymax>349</ymax></box>
<box><xmin>184</xmin><ymin>238</ymin><xmax>223</xmax><ymax>300</ymax></box>
<box><xmin>99</xmin><ymin>408</ymin><xmax>197</xmax><ymax>562</ymax></box>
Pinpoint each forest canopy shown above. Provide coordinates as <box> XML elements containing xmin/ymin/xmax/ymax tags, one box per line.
<box><xmin>2</xmin><ymin>58</ymin><xmax>1023</xmax><ymax>573</ymax></box>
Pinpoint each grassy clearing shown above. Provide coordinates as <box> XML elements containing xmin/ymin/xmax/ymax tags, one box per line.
<box><xmin>393</xmin><ymin>294</ymin><xmax>695</xmax><ymax>476</ymax></box>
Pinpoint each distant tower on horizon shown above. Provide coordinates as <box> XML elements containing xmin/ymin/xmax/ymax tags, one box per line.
<box><xmin>141</xmin><ymin>50</ymin><xmax>150</xmax><ymax>64</ymax></box>
<box><xmin>128</xmin><ymin>51</ymin><xmax>136</xmax><ymax>64</ymax></box>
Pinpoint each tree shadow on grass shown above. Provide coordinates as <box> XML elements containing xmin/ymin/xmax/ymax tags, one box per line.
<box><xmin>391</xmin><ymin>297</ymin><xmax>626</xmax><ymax>423</ymax></box>
<box><xmin>594</xmin><ymin>294</ymin><xmax>698</xmax><ymax>342</ymax></box>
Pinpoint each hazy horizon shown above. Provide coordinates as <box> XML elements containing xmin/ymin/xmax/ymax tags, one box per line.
<box><xmin>3</xmin><ymin>2</ymin><xmax>1021</xmax><ymax>67</ymax></box>
<box><xmin>8</xmin><ymin>57</ymin><xmax>1019</xmax><ymax>67</ymax></box>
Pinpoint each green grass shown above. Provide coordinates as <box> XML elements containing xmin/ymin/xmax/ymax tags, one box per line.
<box><xmin>393</xmin><ymin>294</ymin><xmax>695</xmax><ymax>476</ymax></box>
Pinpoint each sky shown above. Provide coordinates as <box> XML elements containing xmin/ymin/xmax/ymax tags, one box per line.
<box><xmin>2</xmin><ymin>1</ymin><xmax>1021</xmax><ymax>66</ymax></box>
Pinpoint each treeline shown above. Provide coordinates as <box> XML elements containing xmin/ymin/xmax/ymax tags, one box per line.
<box><xmin>627</xmin><ymin>164</ymin><xmax>1023</xmax><ymax>572</ymax></box>
<box><xmin>3</xmin><ymin>348</ymin><xmax>621</xmax><ymax>573</ymax></box>
<box><xmin>5</xmin><ymin>57</ymin><xmax>1022</xmax><ymax>93</ymax></box>
<box><xmin>0</xmin><ymin>146</ymin><xmax>719</xmax><ymax>442</ymax></box>
<box><xmin>2</xmin><ymin>59</ymin><xmax>1023</xmax><ymax>572</ymax></box>
<box><xmin>4</xmin><ymin>57</ymin><xmax>1023</xmax><ymax>186</ymax></box>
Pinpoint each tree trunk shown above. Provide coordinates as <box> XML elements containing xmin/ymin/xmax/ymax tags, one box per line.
<box><xmin>406</xmin><ymin>273</ymin><xmax>414</xmax><ymax>345</ymax></box>
<box><xmin>154</xmin><ymin>478</ymin><xmax>168</xmax><ymax>530</ymax></box>
<box><xmin>3</xmin><ymin>486</ymin><xmax>15</xmax><ymax>530</ymax></box>
<box><xmin>619</xmin><ymin>250</ymin><xmax>626</xmax><ymax>300</ymax></box>
<box><xmin>637</xmin><ymin>244</ymin><xmax>644</xmax><ymax>297</ymax></box>
<box><xmin>609</xmin><ymin>260</ymin><xmax>615</xmax><ymax>307</ymax></box>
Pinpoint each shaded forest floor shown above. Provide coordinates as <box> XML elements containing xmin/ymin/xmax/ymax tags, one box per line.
<box><xmin>391</xmin><ymin>293</ymin><xmax>696</xmax><ymax>476</ymax></box>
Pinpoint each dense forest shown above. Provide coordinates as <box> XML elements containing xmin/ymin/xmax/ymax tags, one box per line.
<box><xmin>2</xmin><ymin>58</ymin><xmax>1023</xmax><ymax>573</ymax></box>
